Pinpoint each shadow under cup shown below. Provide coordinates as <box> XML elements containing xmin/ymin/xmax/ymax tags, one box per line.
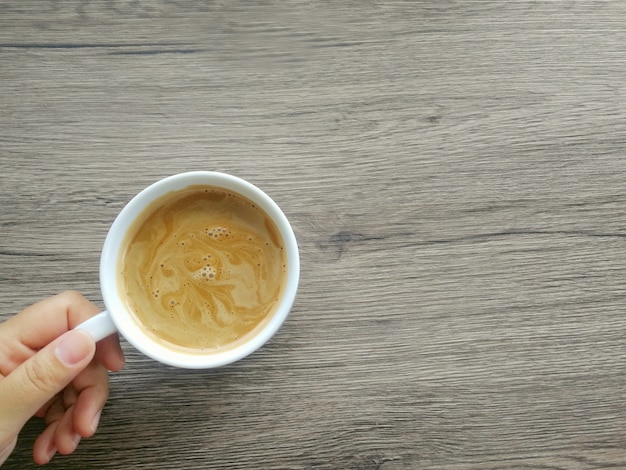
<box><xmin>99</xmin><ymin>172</ymin><xmax>300</xmax><ymax>369</ymax></box>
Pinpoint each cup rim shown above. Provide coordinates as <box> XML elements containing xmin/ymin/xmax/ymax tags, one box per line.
<box><xmin>100</xmin><ymin>171</ymin><xmax>299</xmax><ymax>368</ymax></box>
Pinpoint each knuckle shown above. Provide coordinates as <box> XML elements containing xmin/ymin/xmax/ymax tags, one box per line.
<box><xmin>58</xmin><ymin>290</ymin><xmax>84</xmax><ymax>305</ymax></box>
<box><xmin>57</xmin><ymin>290</ymin><xmax>99</xmax><ymax>323</ymax></box>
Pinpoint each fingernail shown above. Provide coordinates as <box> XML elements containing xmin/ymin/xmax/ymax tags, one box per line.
<box><xmin>91</xmin><ymin>410</ymin><xmax>102</xmax><ymax>433</ymax></box>
<box><xmin>72</xmin><ymin>433</ymin><xmax>82</xmax><ymax>448</ymax></box>
<box><xmin>55</xmin><ymin>330</ymin><xmax>93</xmax><ymax>366</ymax></box>
<box><xmin>45</xmin><ymin>445</ymin><xmax>57</xmax><ymax>463</ymax></box>
<box><xmin>117</xmin><ymin>347</ymin><xmax>126</xmax><ymax>370</ymax></box>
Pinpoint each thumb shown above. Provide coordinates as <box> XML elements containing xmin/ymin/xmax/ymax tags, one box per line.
<box><xmin>0</xmin><ymin>330</ymin><xmax>95</xmax><ymax>433</ymax></box>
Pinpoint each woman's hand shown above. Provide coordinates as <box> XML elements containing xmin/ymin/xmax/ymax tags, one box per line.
<box><xmin>0</xmin><ymin>291</ymin><xmax>125</xmax><ymax>465</ymax></box>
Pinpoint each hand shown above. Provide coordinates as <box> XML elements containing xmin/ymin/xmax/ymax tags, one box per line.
<box><xmin>0</xmin><ymin>291</ymin><xmax>125</xmax><ymax>465</ymax></box>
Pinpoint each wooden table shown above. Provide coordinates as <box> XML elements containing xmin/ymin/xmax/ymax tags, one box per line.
<box><xmin>2</xmin><ymin>2</ymin><xmax>626</xmax><ymax>469</ymax></box>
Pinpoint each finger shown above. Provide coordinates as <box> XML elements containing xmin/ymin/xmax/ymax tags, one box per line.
<box><xmin>71</xmin><ymin>362</ymin><xmax>110</xmax><ymax>437</ymax></box>
<box><xmin>0</xmin><ymin>289</ymin><xmax>125</xmax><ymax>375</ymax></box>
<box><xmin>41</xmin><ymin>361</ymin><xmax>109</xmax><ymax>438</ymax></box>
<box><xmin>1</xmin><ymin>291</ymin><xmax>99</xmax><ymax>349</ymax></box>
<box><xmin>33</xmin><ymin>421</ymin><xmax>58</xmax><ymax>465</ymax></box>
<box><xmin>95</xmin><ymin>334</ymin><xmax>126</xmax><ymax>372</ymax></box>
<box><xmin>53</xmin><ymin>406</ymin><xmax>81</xmax><ymax>455</ymax></box>
<box><xmin>73</xmin><ymin>385</ymin><xmax>107</xmax><ymax>437</ymax></box>
<box><xmin>0</xmin><ymin>329</ymin><xmax>95</xmax><ymax>434</ymax></box>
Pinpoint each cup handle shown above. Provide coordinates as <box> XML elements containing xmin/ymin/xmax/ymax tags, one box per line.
<box><xmin>76</xmin><ymin>311</ymin><xmax>118</xmax><ymax>342</ymax></box>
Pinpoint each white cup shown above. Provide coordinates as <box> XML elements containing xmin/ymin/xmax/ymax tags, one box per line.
<box><xmin>76</xmin><ymin>171</ymin><xmax>300</xmax><ymax>369</ymax></box>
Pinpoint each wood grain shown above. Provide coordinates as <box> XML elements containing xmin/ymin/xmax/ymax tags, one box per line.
<box><xmin>1</xmin><ymin>1</ymin><xmax>626</xmax><ymax>469</ymax></box>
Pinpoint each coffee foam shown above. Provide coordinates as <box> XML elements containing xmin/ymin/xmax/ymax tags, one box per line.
<box><xmin>120</xmin><ymin>186</ymin><xmax>287</xmax><ymax>352</ymax></box>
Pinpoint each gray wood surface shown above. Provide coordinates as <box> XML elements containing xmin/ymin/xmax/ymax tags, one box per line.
<box><xmin>2</xmin><ymin>1</ymin><xmax>626</xmax><ymax>469</ymax></box>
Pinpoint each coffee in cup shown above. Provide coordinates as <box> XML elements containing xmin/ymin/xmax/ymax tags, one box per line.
<box><xmin>76</xmin><ymin>172</ymin><xmax>299</xmax><ymax>368</ymax></box>
<box><xmin>120</xmin><ymin>185</ymin><xmax>287</xmax><ymax>353</ymax></box>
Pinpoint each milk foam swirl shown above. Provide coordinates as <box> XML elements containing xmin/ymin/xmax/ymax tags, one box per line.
<box><xmin>120</xmin><ymin>187</ymin><xmax>286</xmax><ymax>351</ymax></box>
